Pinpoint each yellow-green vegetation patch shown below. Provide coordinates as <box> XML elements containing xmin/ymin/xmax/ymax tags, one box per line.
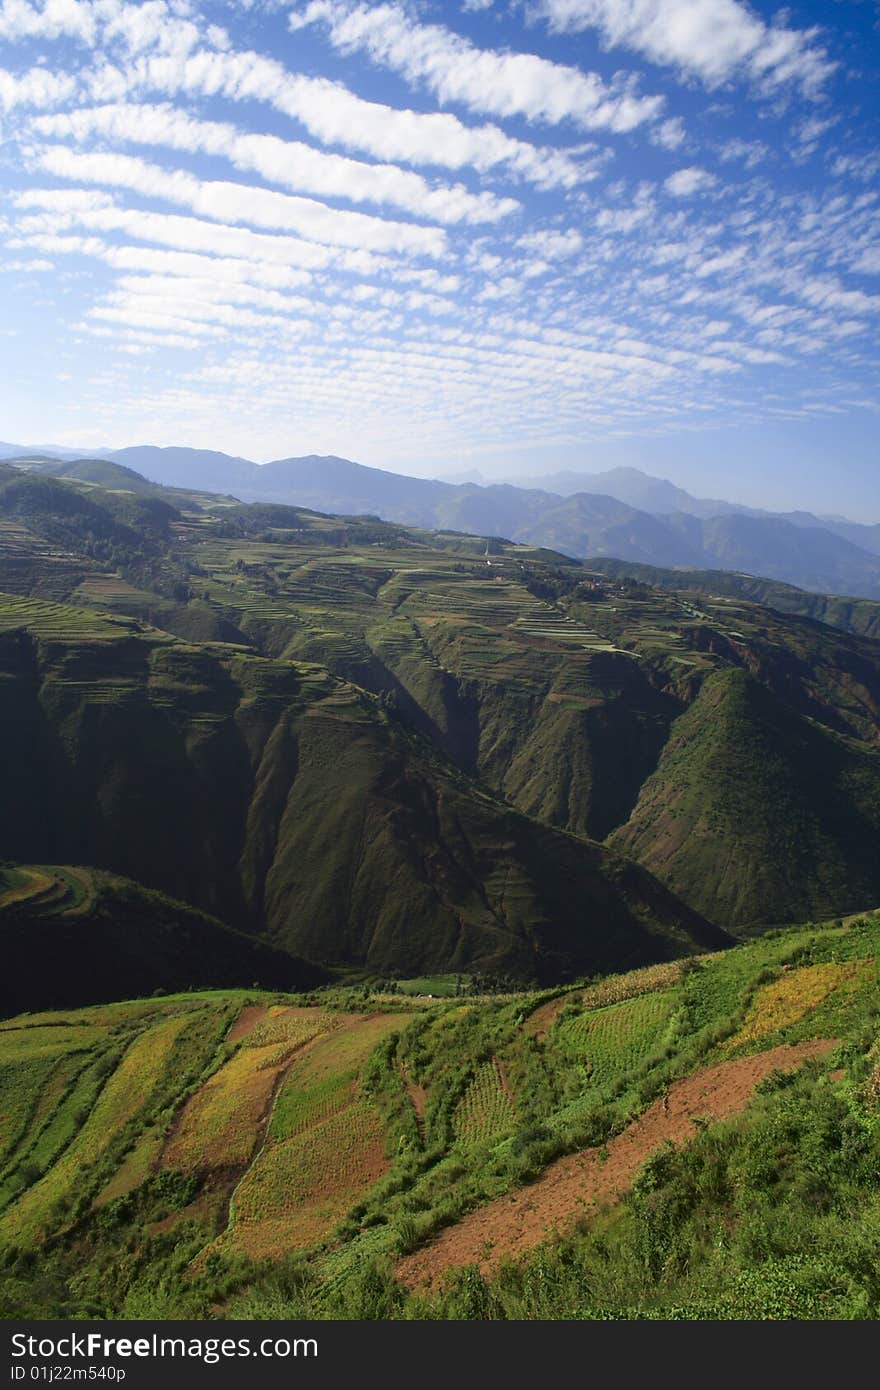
<box><xmin>0</xmin><ymin>592</ymin><xmax>132</xmax><ymax>640</ymax></box>
<box><xmin>0</xmin><ymin>1052</ymin><xmax>113</xmax><ymax>1212</ymax></box>
<box><xmin>269</xmin><ymin>1014</ymin><xmax>403</xmax><ymax>1143</ymax></box>
<box><xmin>94</xmin><ymin>1127</ymin><xmax>165</xmax><ymax>1208</ymax></box>
<box><xmin>0</xmin><ymin>867</ymin><xmax>55</xmax><ymax>909</ymax></box>
<box><xmin>0</xmin><ymin>1051</ymin><xmax>84</xmax><ymax>1192</ymax></box>
<box><xmin>0</xmin><ymin>1055</ymin><xmax>62</xmax><ymax>1172</ymax></box>
<box><xmin>723</xmin><ymin>961</ymin><xmax>869</xmax><ymax>1051</ymax></box>
<box><xmin>163</xmin><ymin>1008</ymin><xmax>339</xmax><ymax>1177</ymax></box>
<box><xmin>163</xmin><ymin>1046</ymin><xmax>287</xmax><ymax>1176</ymax></box>
<box><xmin>577</xmin><ymin>960</ymin><xmax>685</xmax><ymax>1015</ymax></box>
<box><xmin>270</xmin><ymin>1066</ymin><xmax>354</xmax><ymax>1143</ymax></box>
<box><xmin>242</xmin><ymin>1006</ymin><xmax>332</xmax><ymax>1054</ymax></box>
<box><xmin>0</xmin><ymin>1024</ymin><xmax>104</xmax><ymax>1061</ymax></box>
<box><xmin>222</xmin><ymin>1099</ymin><xmax>388</xmax><ymax>1261</ymax></box>
<box><xmin>453</xmin><ymin>1059</ymin><xmax>517</xmax><ymax>1148</ymax></box>
<box><xmin>0</xmin><ymin>1025</ymin><xmax>104</xmax><ymax>1172</ymax></box>
<box><xmin>0</xmin><ymin>1010</ymin><xmax>195</xmax><ymax>1243</ymax></box>
<box><xmin>287</xmin><ymin>1014</ymin><xmax>404</xmax><ymax>1087</ymax></box>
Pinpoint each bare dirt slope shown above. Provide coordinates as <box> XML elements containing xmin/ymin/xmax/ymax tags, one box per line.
<box><xmin>397</xmin><ymin>1039</ymin><xmax>837</xmax><ymax>1290</ymax></box>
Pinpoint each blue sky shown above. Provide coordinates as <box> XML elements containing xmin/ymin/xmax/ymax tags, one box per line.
<box><xmin>0</xmin><ymin>0</ymin><xmax>878</xmax><ymax>516</ymax></box>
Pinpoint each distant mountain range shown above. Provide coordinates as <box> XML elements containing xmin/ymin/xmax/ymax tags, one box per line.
<box><xmin>4</xmin><ymin>442</ymin><xmax>879</xmax><ymax>598</ymax></box>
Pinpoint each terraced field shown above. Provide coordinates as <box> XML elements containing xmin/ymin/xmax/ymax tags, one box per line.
<box><xmin>0</xmin><ymin>1006</ymin><xmax>209</xmax><ymax>1244</ymax></box>
<box><xmin>0</xmin><ymin>994</ymin><xmax>409</xmax><ymax>1268</ymax></box>
<box><xmin>0</xmin><ymin>591</ymin><xmax>140</xmax><ymax>641</ymax></box>
<box><xmin>0</xmin><ymin>865</ymin><xmax>95</xmax><ymax>916</ymax></box>
<box><xmin>221</xmin><ymin>1098</ymin><xmax>388</xmax><ymax>1261</ymax></box>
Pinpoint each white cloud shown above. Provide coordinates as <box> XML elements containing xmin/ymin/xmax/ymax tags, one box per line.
<box><xmin>831</xmin><ymin>154</ymin><xmax>880</xmax><ymax>185</ymax></box>
<box><xmin>650</xmin><ymin>116</ymin><xmax>686</xmax><ymax>150</ymax></box>
<box><xmin>694</xmin><ymin>246</ymin><xmax>748</xmax><ymax>277</ymax></box>
<box><xmin>852</xmin><ymin>248</ymin><xmax>880</xmax><ymax>276</ymax></box>
<box><xmin>117</xmin><ymin>51</ymin><xmax>587</xmax><ymax>189</ymax></box>
<box><xmin>0</xmin><ymin>0</ymin><xmax>97</xmax><ymax>44</ymax></box>
<box><xmin>293</xmin><ymin>1</ymin><xmax>664</xmax><ymax>132</ymax></box>
<box><xmin>516</xmin><ymin>229</ymin><xmax>583</xmax><ymax>259</ymax></box>
<box><xmin>718</xmin><ymin>137</ymin><xmax>767</xmax><ymax>168</ymax></box>
<box><xmin>29</xmin><ymin>146</ymin><xmax>448</xmax><ymax>257</ymax></box>
<box><xmin>13</xmin><ymin>189</ymin><xmax>395</xmax><ymax>274</ymax></box>
<box><xmin>665</xmin><ymin>166</ymin><xmax>717</xmax><ymax>197</ymax></box>
<box><xmin>0</xmin><ymin>66</ymin><xmax>77</xmax><ymax>110</ymax></box>
<box><xmin>800</xmin><ymin>276</ymin><xmax>880</xmax><ymax>316</ymax></box>
<box><xmin>538</xmin><ymin>0</ymin><xmax>834</xmax><ymax>96</ymax></box>
<box><xmin>33</xmin><ymin>103</ymin><xmax>519</xmax><ymax>225</ymax></box>
<box><xmin>2</xmin><ymin>0</ymin><xmax>588</xmax><ymax>190</ymax></box>
<box><xmin>1</xmin><ymin>257</ymin><xmax>54</xmax><ymax>271</ymax></box>
<box><xmin>0</xmin><ymin>0</ymin><xmax>874</xmax><ymax>466</ymax></box>
<box><xmin>15</xmin><ymin>233</ymin><xmax>319</xmax><ymax>288</ymax></box>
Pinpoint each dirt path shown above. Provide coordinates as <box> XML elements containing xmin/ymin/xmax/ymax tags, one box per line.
<box><xmin>226</xmin><ymin>1004</ymin><xmax>270</xmax><ymax>1043</ymax></box>
<box><xmin>523</xmin><ymin>994</ymin><xmax>568</xmax><ymax>1041</ymax></box>
<box><xmin>495</xmin><ymin>1058</ymin><xmax>515</xmax><ymax>1103</ymax></box>
<box><xmin>397</xmin><ymin>1039</ymin><xmax>837</xmax><ymax>1291</ymax></box>
<box><xmin>407</xmin><ymin>1082</ymin><xmax>427</xmax><ymax>1131</ymax></box>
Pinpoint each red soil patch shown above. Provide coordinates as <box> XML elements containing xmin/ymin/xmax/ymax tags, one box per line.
<box><xmin>226</xmin><ymin>1005</ymin><xmax>270</xmax><ymax>1043</ymax></box>
<box><xmin>397</xmin><ymin>1038</ymin><xmax>837</xmax><ymax>1291</ymax></box>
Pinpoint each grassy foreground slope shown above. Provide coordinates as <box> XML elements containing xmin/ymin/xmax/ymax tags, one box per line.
<box><xmin>0</xmin><ymin>911</ymin><xmax>877</xmax><ymax>1320</ymax></box>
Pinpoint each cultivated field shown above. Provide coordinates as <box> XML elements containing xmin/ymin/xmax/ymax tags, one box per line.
<box><xmin>0</xmin><ymin>913</ymin><xmax>878</xmax><ymax>1320</ymax></box>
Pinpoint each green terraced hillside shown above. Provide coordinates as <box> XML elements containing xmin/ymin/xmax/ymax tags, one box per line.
<box><xmin>0</xmin><ymin>865</ymin><xmax>326</xmax><ymax>1015</ymax></box>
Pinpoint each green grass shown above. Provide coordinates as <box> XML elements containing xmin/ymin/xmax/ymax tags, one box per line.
<box><xmin>270</xmin><ymin>1066</ymin><xmax>355</xmax><ymax>1142</ymax></box>
<box><xmin>393</xmin><ymin>976</ymin><xmax>462</xmax><ymax>998</ymax></box>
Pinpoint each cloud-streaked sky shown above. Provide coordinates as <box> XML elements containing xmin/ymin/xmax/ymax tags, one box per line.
<box><xmin>1</xmin><ymin>0</ymin><xmax>878</xmax><ymax>514</ymax></box>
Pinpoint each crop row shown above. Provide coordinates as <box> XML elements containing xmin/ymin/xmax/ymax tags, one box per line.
<box><xmin>453</xmin><ymin>1059</ymin><xmax>517</xmax><ymax>1148</ymax></box>
<box><xmin>575</xmin><ymin>960</ymin><xmax>685</xmax><ymax>1015</ymax></box>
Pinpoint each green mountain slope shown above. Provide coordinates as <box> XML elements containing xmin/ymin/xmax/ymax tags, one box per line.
<box><xmin>5</xmin><ymin>468</ymin><xmax>880</xmax><ymax>938</ymax></box>
<box><xmin>105</xmin><ymin>448</ymin><xmax>880</xmax><ymax>600</ymax></box>
<box><xmin>0</xmin><ymin>593</ymin><xmax>723</xmax><ymax>981</ymax></box>
<box><xmin>610</xmin><ymin>667</ymin><xmax>880</xmax><ymax>927</ymax></box>
<box><xmin>586</xmin><ymin>557</ymin><xmax>880</xmax><ymax>640</ymax></box>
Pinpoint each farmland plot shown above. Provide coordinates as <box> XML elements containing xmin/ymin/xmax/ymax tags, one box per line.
<box><xmin>556</xmin><ymin>990</ymin><xmax>678</xmax><ymax>1089</ymax></box>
